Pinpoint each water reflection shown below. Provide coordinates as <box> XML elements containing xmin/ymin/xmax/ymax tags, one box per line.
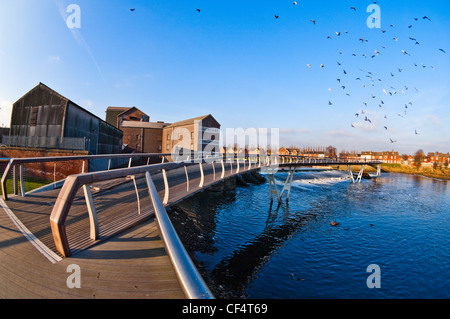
<box><xmin>169</xmin><ymin>171</ymin><xmax>450</xmax><ymax>299</ymax></box>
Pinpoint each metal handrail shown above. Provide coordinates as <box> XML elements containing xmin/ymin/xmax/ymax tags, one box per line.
<box><xmin>145</xmin><ymin>171</ymin><xmax>214</xmax><ymax>299</ymax></box>
<box><xmin>1</xmin><ymin>152</ymin><xmax>172</xmax><ymax>200</ymax></box>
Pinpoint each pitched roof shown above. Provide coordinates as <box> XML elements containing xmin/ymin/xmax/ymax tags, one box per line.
<box><xmin>164</xmin><ymin>114</ymin><xmax>215</xmax><ymax>128</ymax></box>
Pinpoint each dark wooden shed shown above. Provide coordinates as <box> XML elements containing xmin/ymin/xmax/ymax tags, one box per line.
<box><xmin>8</xmin><ymin>83</ymin><xmax>123</xmax><ymax>155</ymax></box>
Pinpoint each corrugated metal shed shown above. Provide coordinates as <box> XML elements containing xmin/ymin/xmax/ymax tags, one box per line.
<box><xmin>8</xmin><ymin>83</ymin><xmax>123</xmax><ymax>154</ymax></box>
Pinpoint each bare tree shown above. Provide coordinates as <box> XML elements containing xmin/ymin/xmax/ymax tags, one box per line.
<box><xmin>326</xmin><ymin>145</ymin><xmax>337</xmax><ymax>159</ymax></box>
<box><xmin>414</xmin><ymin>149</ymin><xmax>425</xmax><ymax>170</ymax></box>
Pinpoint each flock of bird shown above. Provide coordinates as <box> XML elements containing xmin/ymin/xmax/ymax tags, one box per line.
<box><xmin>302</xmin><ymin>5</ymin><xmax>446</xmax><ymax>145</ymax></box>
<box><xmin>129</xmin><ymin>2</ymin><xmax>446</xmax><ymax>145</ymax></box>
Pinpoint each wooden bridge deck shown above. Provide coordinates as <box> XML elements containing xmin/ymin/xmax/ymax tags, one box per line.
<box><xmin>0</xmin><ymin>158</ymin><xmax>380</xmax><ymax>299</ymax></box>
<box><xmin>0</xmin><ymin>162</ymin><xmax>253</xmax><ymax>299</ymax></box>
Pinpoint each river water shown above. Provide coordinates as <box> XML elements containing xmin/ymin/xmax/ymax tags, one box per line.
<box><xmin>169</xmin><ymin>169</ymin><xmax>450</xmax><ymax>299</ymax></box>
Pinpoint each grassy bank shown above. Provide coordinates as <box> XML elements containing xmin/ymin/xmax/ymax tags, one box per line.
<box><xmin>0</xmin><ymin>177</ymin><xmax>53</xmax><ymax>195</ymax></box>
<box><xmin>333</xmin><ymin>163</ymin><xmax>450</xmax><ymax>181</ymax></box>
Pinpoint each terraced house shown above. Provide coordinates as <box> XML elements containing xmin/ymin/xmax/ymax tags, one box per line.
<box><xmin>361</xmin><ymin>151</ymin><xmax>400</xmax><ymax>164</ymax></box>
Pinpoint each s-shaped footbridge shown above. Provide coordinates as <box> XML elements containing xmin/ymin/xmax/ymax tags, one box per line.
<box><xmin>0</xmin><ymin>152</ymin><xmax>381</xmax><ymax>299</ymax></box>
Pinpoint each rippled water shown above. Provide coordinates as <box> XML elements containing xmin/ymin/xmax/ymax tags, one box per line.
<box><xmin>170</xmin><ymin>169</ymin><xmax>450</xmax><ymax>299</ymax></box>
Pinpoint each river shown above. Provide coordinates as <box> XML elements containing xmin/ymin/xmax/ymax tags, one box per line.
<box><xmin>169</xmin><ymin>169</ymin><xmax>450</xmax><ymax>299</ymax></box>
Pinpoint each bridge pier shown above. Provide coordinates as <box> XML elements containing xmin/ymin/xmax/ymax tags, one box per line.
<box><xmin>348</xmin><ymin>164</ymin><xmax>366</xmax><ymax>183</ymax></box>
<box><xmin>267</xmin><ymin>167</ymin><xmax>296</xmax><ymax>203</ymax></box>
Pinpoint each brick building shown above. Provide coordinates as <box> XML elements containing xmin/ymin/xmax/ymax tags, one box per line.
<box><xmin>361</xmin><ymin>151</ymin><xmax>400</xmax><ymax>163</ymax></box>
<box><xmin>162</xmin><ymin>114</ymin><xmax>221</xmax><ymax>155</ymax></box>
<box><xmin>427</xmin><ymin>152</ymin><xmax>450</xmax><ymax>164</ymax></box>
<box><xmin>106</xmin><ymin>106</ymin><xmax>171</xmax><ymax>153</ymax></box>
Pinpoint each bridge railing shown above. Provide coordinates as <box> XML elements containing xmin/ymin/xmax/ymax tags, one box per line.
<box><xmin>1</xmin><ymin>153</ymin><xmax>173</xmax><ymax>200</ymax></box>
<box><xmin>48</xmin><ymin>153</ymin><xmax>279</xmax><ymax>299</ymax></box>
<box><xmin>1</xmin><ymin>151</ymin><xmax>383</xmax><ymax>200</ymax></box>
<box><xmin>145</xmin><ymin>170</ymin><xmax>214</xmax><ymax>299</ymax></box>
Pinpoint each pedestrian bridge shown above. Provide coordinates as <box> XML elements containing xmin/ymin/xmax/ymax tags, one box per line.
<box><xmin>0</xmin><ymin>152</ymin><xmax>381</xmax><ymax>299</ymax></box>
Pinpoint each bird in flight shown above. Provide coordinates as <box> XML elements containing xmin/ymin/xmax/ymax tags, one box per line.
<box><xmin>423</xmin><ymin>16</ymin><xmax>431</xmax><ymax>21</ymax></box>
<box><xmin>415</xmin><ymin>130</ymin><xmax>420</xmax><ymax>135</ymax></box>
<box><xmin>310</xmin><ymin>19</ymin><xmax>316</xmax><ymax>24</ymax></box>
<box><xmin>350</xmin><ymin>7</ymin><xmax>356</xmax><ymax>11</ymax></box>
<box><xmin>274</xmin><ymin>14</ymin><xmax>279</xmax><ymax>19</ymax></box>
<box><xmin>439</xmin><ymin>48</ymin><xmax>446</xmax><ymax>54</ymax></box>
<box><xmin>390</xmin><ymin>138</ymin><xmax>397</xmax><ymax>143</ymax></box>
<box><xmin>196</xmin><ymin>9</ymin><xmax>201</xmax><ymax>13</ymax></box>
<box><xmin>130</xmin><ymin>8</ymin><xmax>135</xmax><ymax>12</ymax></box>
<box><xmin>293</xmin><ymin>1</ymin><xmax>298</xmax><ymax>5</ymax></box>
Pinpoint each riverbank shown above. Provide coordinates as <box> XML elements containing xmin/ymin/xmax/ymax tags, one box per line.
<box><xmin>333</xmin><ymin>164</ymin><xmax>450</xmax><ymax>181</ymax></box>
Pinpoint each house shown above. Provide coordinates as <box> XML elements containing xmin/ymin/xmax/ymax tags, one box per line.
<box><xmin>6</xmin><ymin>82</ymin><xmax>123</xmax><ymax>155</ymax></box>
<box><xmin>427</xmin><ymin>152</ymin><xmax>450</xmax><ymax>164</ymax></box>
<box><xmin>299</xmin><ymin>147</ymin><xmax>326</xmax><ymax>159</ymax></box>
<box><xmin>162</xmin><ymin>114</ymin><xmax>221</xmax><ymax>155</ymax></box>
<box><xmin>339</xmin><ymin>150</ymin><xmax>361</xmax><ymax>161</ymax></box>
<box><xmin>361</xmin><ymin>151</ymin><xmax>400</xmax><ymax>163</ymax></box>
<box><xmin>279</xmin><ymin>147</ymin><xmax>299</xmax><ymax>156</ymax></box>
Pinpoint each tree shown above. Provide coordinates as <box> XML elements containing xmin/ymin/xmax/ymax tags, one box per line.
<box><xmin>444</xmin><ymin>160</ymin><xmax>449</xmax><ymax>170</ymax></box>
<box><xmin>414</xmin><ymin>149</ymin><xmax>425</xmax><ymax>170</ymax></box>
<box><xmin>433</xmin><ymin>161</ymin><xmax>438</xmax><ymax>170</ymax></box>
<box><xmin>326</xmin><ymin>145</ymin><xmax>337</xmax><ymax>159</ymax></box>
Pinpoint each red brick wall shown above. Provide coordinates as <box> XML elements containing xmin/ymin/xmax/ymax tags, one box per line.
<box><xmin>0</xmin><ymin>147</ymin><xmax>89</xmax><ymax>181</ymax></box>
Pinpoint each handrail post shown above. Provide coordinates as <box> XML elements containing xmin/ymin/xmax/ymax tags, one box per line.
<box><xmin>221</xmin><ymin>160</ymin><xmax>225</xmax><ymax>179</ymax></box>
<box><xmin>83</xmin><ymin>184</ymin><xmax>99</xmax><ymax>240</ymax></box>
<box><xmin>199</xmin><ymin>163</ymin><xmax>204</xmax><ymax>188</ymax></box>
<box><xmin>13</xmin><ymin>164</ymin><xmax>18</xmax><ymax>195</ymax></box>
<box><xmin>19</xmin><ymin>164</ymin><xmax>25</xmax><ymax>197</ymax></box>
<box><xmin>184</xmin><ymin>166</ymin><xmax>190</xmax><ymax>192</ymax></box>
<box><xmin>162</xmin><ymin>169</ymin><xmax>169</xmax><ymax>205</ymax></box>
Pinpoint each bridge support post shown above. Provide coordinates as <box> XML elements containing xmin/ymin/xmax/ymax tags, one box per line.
<box><xmin>280</xmin><ymin>167</ymin><xmax>295</xmax><ymax>201</ymax></box>
<box><xmin>348</xmin><ymin>166</ymin><xmax>355</xmax><ymax>183</ymax></box>
<box><xmin>267</xmin><ymin>171</ymin><xmax>281</xmax><ymax>204</ymax></box>
<box><xmin>377</xmin><ymin>164</ymin><xmax>381</xmax><ymax>177</ymax></box>
<box><xmin>356</xmin><ymin>165</ymin><xmax>366</xmax><ymax>183</ymax></box>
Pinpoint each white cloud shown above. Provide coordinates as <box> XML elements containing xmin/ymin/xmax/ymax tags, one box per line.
<box><xmin>425</xmin><ymin>114</ymin><xmax>441</xmax><ymax>126</ymax></box>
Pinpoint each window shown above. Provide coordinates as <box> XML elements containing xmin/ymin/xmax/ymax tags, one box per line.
<box><xmin>167</xmin><ymin>134</ymin><xmax>170</xmax><ymax>140</ymax></box>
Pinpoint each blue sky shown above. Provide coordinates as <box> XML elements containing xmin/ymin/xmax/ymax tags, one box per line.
<box><xmin>0</xmin><ymin>0</ymin><xmax>449</xmax><ymax>154</ymax></box>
